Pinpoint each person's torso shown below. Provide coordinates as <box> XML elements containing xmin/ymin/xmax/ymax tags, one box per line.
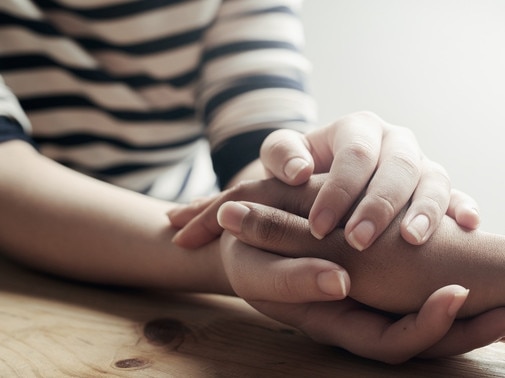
<box><xmin>0</xmin><ymin>0</ymin><xmax>221</xmax><ymax>199</ymax></box>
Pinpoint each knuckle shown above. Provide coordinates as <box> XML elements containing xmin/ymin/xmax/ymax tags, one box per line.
<box><xmin>333</xmin><ymin>185</ymin><xmax>354</xmax><ymax>207</ymax></box>
<box><xmin>265</xmin><ymin>137</ymin><xmax>290</xmax><ymax>156</ymax></box>
<box><xmin>389</xmin><ymin>152</ymin><xmax>421</xmax><ymax>179</ymax></box>
<box><xmin>260</xmin><ymin>129</ymin><xmax>300</xmax><ymax>160</ymax></box>
<box><xmin>273</xmin><ymin>269</ymin><xmax>294</xmax><ymax>298</ymax></box>
<box><xmin>345</xmin><ymin>140</ymin><xmax>376</xmax><ymax>165</ymax></box>
<box><xmin>253</xmin><ymin>210</ymin><xmax>289</xmax><ymax>244</ymax></box>
<box><xmin>338</xmin><ymin>111</ymin><xmax>383</xmax><ymax>133</ymax></box>
<box><xmin>368</xmin><ymin>192</ymin><xmax>397</xmax><ymax>220</ymax></box>
<box><xmin>350</xmin><ymin>110</ymin><xmax>381</xmax><ymax>122</ymax></box>
<box><xmin>337</xmin><ymin>111</ymin><xmax>382</xmax><ymax>131</ymax></box>
<box><xmin>425</xmin><ymin>162</ymin><xmax>451</xmax><ymax>189</ymax></box>
<box><xmin>414</xmin><ymin>196</ymin><xmax>445</xmax><ymax>218</ymax></box>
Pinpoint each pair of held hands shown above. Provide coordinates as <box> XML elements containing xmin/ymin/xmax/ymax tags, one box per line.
<box><xmin>169</xmin><ymin>112</ymin><xmax>504</xmax><ymax>364</ymax></box>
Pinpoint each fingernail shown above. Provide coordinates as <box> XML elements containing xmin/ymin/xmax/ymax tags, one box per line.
<box><xmin>447</xmin><ymin>288</ymin><xmax>469</xmax><ymax>317</ymax></box>
<box><xmin>284</xmin><ymin>157</ymin><xmax>309</xmax><ymax>181</ymax></box>
<box><xmin>317</xmin><ymin>269</ymin><xmax>350</xmax><ymax>298</ymax></box>
<box><xmin>406</xmin><ymin>214</ymin><xmax>430</xmax><ymax>244</ymax></box>
<box><xmin>310</xmin><ymin>208</ymin><xmax>337</xmax><ymax>240</ymax></box>
<box><xmin>470</xmin><ymin>207</ymin><xmax>480</xmax><ymax>219</ymax></box>
<box><xmin>347</xmin><ymin>220</ymin><xmax>376</xmax><ymax>251</ymax></box>
<box><xmin>171</xmin><ymin>230</ymin><xmax>183</xmax><ymax>245</ymax></box>
<box><xmin>167</xmin><ymin>206</ymin><xmax>183</xmax><ymax>219</ymax></box>
<box><xmin>467</xmin><ymin>206</ymin><xmax>481</xmax><ymax>225</ymax></box>
<box><xmin>217</xmin><ymin>202</ymin><xmax>250</xmax><ymax>234</ymax></box>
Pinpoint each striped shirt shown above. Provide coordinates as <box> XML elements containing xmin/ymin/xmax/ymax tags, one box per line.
<box><xmin>0</xmin><ymin>0</ymin><xmax>316</xmax><ymax>201</ymax></box>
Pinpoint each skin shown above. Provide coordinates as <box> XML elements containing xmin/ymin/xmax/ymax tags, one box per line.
<box><xmin>221</xmin><ymin>235</ymin><xmax>505</xmax><ymax>363</ymax></box>
<box><xmin>170</xmin><ymin>173</ymin><xmax>505</xmax><ymax>318</ymax></box>
<box><xmin>0</xmin><ymin>129</ymin><xmax>489</xmax><ymax>364</ymax></box>
<box><xmin>172</xmin><ymin>111</ymin><xmax>480</xmax><ymax>250</ymax></box>
<box><xmin>169</xmin><ymin>174</ymin><xmax>505</xmax><ymax>362</ymax></box>
<box><xmin>220</xmin><ymin>192</ymin><xmax>505</xmax><ymax>319</ymax></box>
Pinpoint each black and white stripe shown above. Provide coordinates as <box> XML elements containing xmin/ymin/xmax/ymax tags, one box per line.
<box><xmin>0</xmin><ymin>0</ymin><xmax>315</xmax><ymax>199</ymax></box>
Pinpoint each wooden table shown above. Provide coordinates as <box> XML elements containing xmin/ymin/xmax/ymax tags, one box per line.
<box><xmin>1</xmin><ymin>254</ymin><xmax>504</xmax><ymax>377</ymax></box>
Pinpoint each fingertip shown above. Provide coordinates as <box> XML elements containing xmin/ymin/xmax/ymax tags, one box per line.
<box><xmin>260</xmin><ymin>129</ymin><xmax>314</xmax><ymax>185</ymax></box>
<box><xmin>449</xmin><ymin>189</ymin><xmax>481</xmax><ymax>230</ymax></box>
<box><xmin>217</xmin><ymin>201</ymin><xmax>250</xmax><ymax>234</ymax></box>
<box><xmin>422</xmin><ymin>284</ymin><xmax>468</xmax><ymax>319</ymax></box>
<box><xmin>283</xmin><ymin>157</ymin><xmax>312</xmax><ymax>185</ymax></box>
<box><xmin>171</xmin><ymin>230</ymin><xmax>183</xmax><ymax>246</ymax></box>
<box><xmin>171</xmin><ymin>230</ymin><xmax>195</xmax><ymax>249</ymax></box>
<box><xmin>166</xmin><ymin>206</ymin><xmax>183</xmax><ymax>225</ymax></box>
<box><xmin>345</xmin><ymin>219</ymin><xmax>376</xmax><ymax>251</ymax></box>
<box><xmin>309</xmin><ymin>208</ymin><xmax>338</xmax><ymax>241</ymax></box>
<box><xmin>456</xmin><ymin>206</ymin><xmax>480</xmax><ymax>230</ymax></box>
<box><xmin>447</xmin><ymin>286</ymin><xmax>469</xmax><ymax>318</ymax></box>
<box><xmin>316</xmin><ymin>267</ymin><xmax>350</xmax><ymax>299</ymax></box>
<box><xmin>403</xmin><ymin>214</ymin><xmax>431</xmax><ymax>245</ymax></box>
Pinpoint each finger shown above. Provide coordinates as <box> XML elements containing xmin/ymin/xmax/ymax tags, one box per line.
<box><xmin>217</xmin><ymin>200</ymin><xmax>338</xmax><ymax>260</ymax></box>
<box><xmin>446</xmin><ymin>189</ymin><xmax>480</xmax><ymax>230</ymax></box>
<box><xmin>400</xmin><ymin>160</ymin><xmax>451</xmax><ymax>245</ymax></box>
<box><xmin>420</xmin><ymin>307</ymin><xmax>505</xmax><ymax>359</ymax></box>
<box><xmin>307</xmin><ymin>285</ymin><xmax>467</xmax><ymax>364</ymax></box>
<box><xmin>307</xmin><ymin>112</ymin><xmax>383</xmax><ymax>240</ymax></box>
<box><xmin>167</xmin><ymin>195</ymin><xmax>218</xmax><ymax>228</ymax></box>
<box><xmin>171</xmin><ymin>181</ymin><xmax>270</xmax><ymax>248</ymax></box>
<box><xmin>260</xmin><ymin>129</ymin><xmax>314</xmax><ymax>185</ymax></box>
<box><xmin>250</xmin><ymin>285</ymin><xmax>468</xmax><ymax>364</ymax></box>
<box><xmin>361</xmin><ymin>285</ymin><xmax>468</xmax><ymax>364</ymax></box>
<box><xmin>343</xmin><ymin>125</ymin><xmax>422</xmax><ymax>251</ymax></box>
<box><xmin>220</xmin><ymin>231</ymin><xmax>350</xmax><ymax>302</ymax></box>
<box><xmin>172</xmin><ymin>176</ymin><xmax>324</xmax><ymax>249</ymax></box>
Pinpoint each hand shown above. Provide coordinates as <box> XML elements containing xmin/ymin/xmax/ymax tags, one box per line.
<box><xmin>260</xmin><ymin>111</ymin><xmax>480</xmax><ymax>249</ymax></box>
<box><xmin>170</xmin><ymin>176</ymin><xmax>504</xmax><ymax>362</ymax></box>
<box><xmin>217</xmin><ymin>203</ymin><xmax>505</xmax><ymax>363</ymax></box>
<box><xmin>221</xmin><ymin>231</ymin><xmax>505</xmax><ymax>364</ymax></box>
<box><xmin>169</xmin><ymin>112</ymin><xmax>480</xmax><ymax>250</ymax></box>
<box><xmin>169</xmin><ymin>174</ymin><xmax>324</xmax><ymax>249</ymax></box>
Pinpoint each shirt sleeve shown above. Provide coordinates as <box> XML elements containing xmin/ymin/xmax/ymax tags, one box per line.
<box><xmin>0</xmin><ymin>76</ymin><xmax>32</xmax><ymax>133</ymax></box>
<box><xmin>198</xmin><ymin>0</ymin><xmax>317</xmax><ymax>188</ymax></box>
<box><xmin>0</xmin><ymin>115</ymin><xmax>37</xmax><ymax>147</ymax></box>
<box><xmin>0</xmin><ymin>76</ymin><xmax>36</xmax><ymax>147</ymax></box>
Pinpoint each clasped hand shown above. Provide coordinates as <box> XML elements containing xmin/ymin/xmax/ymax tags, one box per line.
<box><xmin>169</xmin><ymin>174</ymin><xmax>505</xmax><ymax>363</ymax></box>
<box><xmin>167</xmin><ymin>112</ymin><xmax>503</xmax><ymax>363</ymax></box>
<box><xmin>172</xmin><ymin>111</ymin><xmax>479</xmax><ymax>251</ymax></box>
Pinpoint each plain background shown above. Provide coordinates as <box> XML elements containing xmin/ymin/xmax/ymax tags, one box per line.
<box><xmin>301</xmin><ymin>0</ymin><xmax>505</xmax><ymax>233</ymax></box>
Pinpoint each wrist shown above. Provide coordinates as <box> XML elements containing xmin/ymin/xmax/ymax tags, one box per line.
<box><xmin>169</xmin><ymin>239</ymin><xmax>235</xmax><ymax>296</ymax></box>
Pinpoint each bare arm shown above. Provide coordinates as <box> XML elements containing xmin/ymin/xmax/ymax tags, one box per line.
<box><xmin>0</xmin><ymin>140</ymin><xmax>231</xmax><ymax>293</ymax></box>
<box><xmin>0</xmin><ymin>141</ymin><xmax>345</xmax><ymax>304</ymax></box>
<box><xmin>4</xmin><ymin>150</ymin><xmax>504</xmax><ymax>362</ymax></box>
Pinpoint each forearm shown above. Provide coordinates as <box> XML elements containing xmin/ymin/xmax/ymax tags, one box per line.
<box><xmin>0</xmin><ymin>141</ymin><xmax>233</xmax><ymax>294</ymax></box>
<box><xmin>316</xmin><ymin>210</ymin><xmax>505</xmax><ymax>318</ymax></box>
<box><xmin>213</xmin><ymin>173</ymin><xmax>505</xmax><ymax>318</ymax></box>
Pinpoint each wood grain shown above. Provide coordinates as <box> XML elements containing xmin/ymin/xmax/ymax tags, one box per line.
<box><xmin>0</xmin><ymin>254</ymin><xmax>504</xmax><ymax>377</ymax></box>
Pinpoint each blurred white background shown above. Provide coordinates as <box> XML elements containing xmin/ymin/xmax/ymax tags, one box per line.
<box><xmin>301</xmin><ymin>0</ymin><xmax>505</xmax><ymax>233</ymax></box>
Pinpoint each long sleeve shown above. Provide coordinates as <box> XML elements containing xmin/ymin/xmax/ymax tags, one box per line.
<box><xmin>0</xmin><ymin>76</ymin><xmax>36</xmax><ymax>146</ymax></box>
<box><xmin>0</xmin><ymin>0</ymin><xmax>315</xmax><ymax>196</ymax></box>
<box><xmin>0</xmin><ymin>76</ymin><xmax>32</xmax><ymax>132</ymax></box>
<box><xmin>198</xmin><ymin>0</ymin><xmax>317</xmax><ymax>187</ymax></box>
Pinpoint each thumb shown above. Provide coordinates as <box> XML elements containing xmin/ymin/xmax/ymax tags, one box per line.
<box><xmin>260</xmin><ymin>129</ymin><xmax>314</xmax><ymax>185</ymax></box>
